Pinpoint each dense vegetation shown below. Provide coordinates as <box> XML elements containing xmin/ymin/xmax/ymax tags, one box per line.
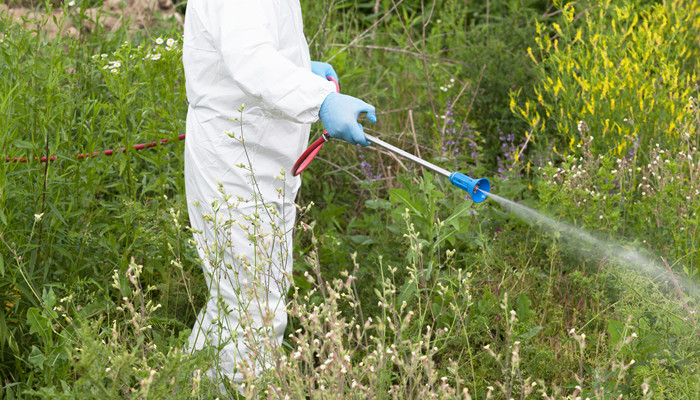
<box><xmin>1</xmin><ymin>0</ymin><xmax>698</xmax><ymax>398</ymax></box>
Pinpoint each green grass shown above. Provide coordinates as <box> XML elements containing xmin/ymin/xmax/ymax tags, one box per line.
<box><xmin>1</xmin><ymin>1</ymin><xmax>699</xmax><ymax>399</ymax></box>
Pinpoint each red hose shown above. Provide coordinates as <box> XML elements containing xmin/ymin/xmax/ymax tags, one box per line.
<box><xmin>4</xmin><ymin>134</ymin><xmax>186</xmax><ymax>164</ymax></box>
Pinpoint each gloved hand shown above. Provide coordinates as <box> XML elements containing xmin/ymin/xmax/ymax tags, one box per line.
<box><xmin>310</xmin><ymin>61</ymin><xmax>339</xmax><ymax>81</ymax></box>
<box><xmin>319</xmin><ymin>92</ymin><xmax>377</xmax><ymax>146</ymax></box>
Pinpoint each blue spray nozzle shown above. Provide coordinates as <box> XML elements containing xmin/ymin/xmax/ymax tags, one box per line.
<box><xmin>449</xmin><ymin>172</ymin><xmax>490</xmax><ymax>203</ymax></box>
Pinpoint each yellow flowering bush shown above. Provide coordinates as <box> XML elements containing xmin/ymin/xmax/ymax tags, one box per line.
<box><xmin>512</xmin><ymin>0</ymin><xmax>700</xmax><ymax>156</ymax></box>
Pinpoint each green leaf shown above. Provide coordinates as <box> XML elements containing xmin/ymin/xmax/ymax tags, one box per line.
<box><xmin>0</xmin><ymin>254</ymin><xmax>4</xmax><ymax>276</ymax></box>
<box><xmin>607</xmin><ymin>319</ymin><xmax>625</xmax><ymax>345</ymax></box>
<box><xmin>310</xmin><ymin>294</ymin><xmax>323</xmax><ymax>306</ymax></box>
<box><xmin>5</xmin><ymin>384</ymin><xmax>15</xmax><ymax>400</ymax></box>
<box><xmin>47</xmin><ymin>343</ymin><xmax>67</xmax><ymax>368</ymax></box>
<box><xmin>349</xmin><ymin>235</ymin><xmax>374</xmax><ymax>245</ymax></box>
<box><xmin>28</xmin><ymin>346</ymin><xmax>47</xmax><ymax>370</ymax></box>
<box><xmin>42</xmin><ymin>288</ymin><xmax>57</xmax><ymax>318</ymax></box>
<box><xmin>436</xmin><ymin>228</ymin><xmax>459</xmax><ymax>247</ymax></box>
<box><xmin>46</xmin><ymin>201</ymin><xmax>67</xmax><ymax>226</ymax></box>
<box><xmin>27</xmin><ymin>308</ymin><xmax>51</xmax><ymax>343</ymax></box>
<box><xmin>517</xmin><ymin>294</ymin><xmax>532</xmax><ymax>321</ymax></box>
<box><xmin>477</xmin><ymin>289</ymin><xmax>495</xmax><ymax>314</ymax></box>
<box><xmin>0</xmin><ymin>208</ymin><xmax>7</xmax><ymax>226</ymax></box>
<box><xmin>397</xmin><ymin>280</ymin><xmax>417</xmax><ymax>306</ymax></box>
<box><xmin>12</xmin><ymin>140</ymin><xmax>35</xmax><ymax>150</ymax></box>
<box><xmin>388</xmin><ymin>188</ymin><xmax>423</xmax><ymax>217</ymax></box>
<box><xmin>364</xmin><ymin>198</ymin><xmax>392</xmax><ymax>210</ymax></box>
<box><xmin>518</xmin><ymin>326</ymin><xmax>543</xmax><ymax>342</ymax></box>
<box><xmin>443</xmin><ymin>201</ymin><xmax>474</xmax><ymax>227</ymax></box>
<box><xmin>293</xmin><ymin>273</ymin><xmax>312</xmax><ymax>292</ymax></box>
<box><xmin>0</xmin><ymin>310</ymin><xmax>8</xmax><ymax>345</ymax></box>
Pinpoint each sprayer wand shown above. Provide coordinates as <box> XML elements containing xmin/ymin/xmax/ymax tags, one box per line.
<box><xmin>291</xmin><ymin>76</ymin><xmax>491</xmax><ymax>202</ymax></box>
<box><xmin>292</xmin><ymin>127</ymin><xmax>491</xmax><ymax>202</ymax></box>
<box><xmin>363</xmin><ymin>134</ymin><xmax>490</xmax><ymax>202</ymax></box>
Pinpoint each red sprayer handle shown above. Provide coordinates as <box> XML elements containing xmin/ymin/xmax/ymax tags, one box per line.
<box><xmin>291</xmin><ymin>76</ymin><xmax>339</xmax><ymax>176</ymax></box>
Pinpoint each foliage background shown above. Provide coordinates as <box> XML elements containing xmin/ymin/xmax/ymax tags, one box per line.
<box><xmin>0</xmin><ymin>0</ymin><xmax>699</xmax><ymax>398</ymax></box>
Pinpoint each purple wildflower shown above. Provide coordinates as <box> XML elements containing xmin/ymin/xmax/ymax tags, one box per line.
<box><xmin>496</xmin><ymin>128</ymin><xmax>527</xmax><ymax>178</ymax></box>
<box><xmin>625</xmin><ymin>136</ymin><xmax>640</xmax><ymax>160</ymax></box>
<box><xmin>357</xmin><ymin>146</ymin><xmax>383</xmax><ymax>183</ymax></box>
<box><xmin>440</xmin><ymin>98</ymin><xmax>471</xmax><ymax>163</ymax></box>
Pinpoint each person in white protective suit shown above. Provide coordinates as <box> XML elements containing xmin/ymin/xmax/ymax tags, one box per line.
<box><xmin>183</xmin><ymin>0</ymin><xmax>377</xmax><ymax>391</ymax></box>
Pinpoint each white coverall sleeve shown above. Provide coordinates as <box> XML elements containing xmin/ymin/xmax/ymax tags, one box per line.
<box><xmin>206</xmin><ymin>0</ymin><xmax>336</xmax><ymax>124</ymax></box>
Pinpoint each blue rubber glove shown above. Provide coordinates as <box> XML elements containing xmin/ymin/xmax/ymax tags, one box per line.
<box><xmin>310</xmin><ymin>61</ymin><xmax>339</xmax><ymax>81</ymax></box>
<box><xmin>319</xmin><ymin>92</ymin><xmax>377</xmax><ymax>147</ymax></box>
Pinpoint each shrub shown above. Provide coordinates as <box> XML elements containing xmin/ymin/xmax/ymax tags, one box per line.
<box><xmin>512</xmin><ymin>0</ymin><xmax>700</xmax><ymax>157</ymax></box>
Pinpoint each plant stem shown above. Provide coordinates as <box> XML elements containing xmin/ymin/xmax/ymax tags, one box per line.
<box><xmin>34</xmin><ymin>97</ymin><xmax>52</xmax><ymax>278</ymax></box>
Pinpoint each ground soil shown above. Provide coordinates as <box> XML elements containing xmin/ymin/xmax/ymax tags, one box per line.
<box><xmin>0</xmin><ymin>0</ymin><xmax>182</xmax><ymax>37</ymax></box>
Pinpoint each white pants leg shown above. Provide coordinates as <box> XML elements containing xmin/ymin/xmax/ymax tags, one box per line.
<box><xmin>186</xmin><ymin>164</ymin><xmax>296</xmax><ymax>387</ymax></box>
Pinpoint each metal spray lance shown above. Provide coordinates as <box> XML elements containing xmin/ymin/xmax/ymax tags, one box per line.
<box><xmin>292</xmin><ymin>76</ymin><xmax>491</xmax><ymax>202</ymax></box>
<box><xmin>364</xmin><ymin>134</ymin><xmax>490</xmax><ymax>203</ymax></box>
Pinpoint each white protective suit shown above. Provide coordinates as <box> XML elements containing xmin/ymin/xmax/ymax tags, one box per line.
<box><xmin>183</xmin><ymin>0</ymin><xmax>336</xmax><ymax>384</ymax></box>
